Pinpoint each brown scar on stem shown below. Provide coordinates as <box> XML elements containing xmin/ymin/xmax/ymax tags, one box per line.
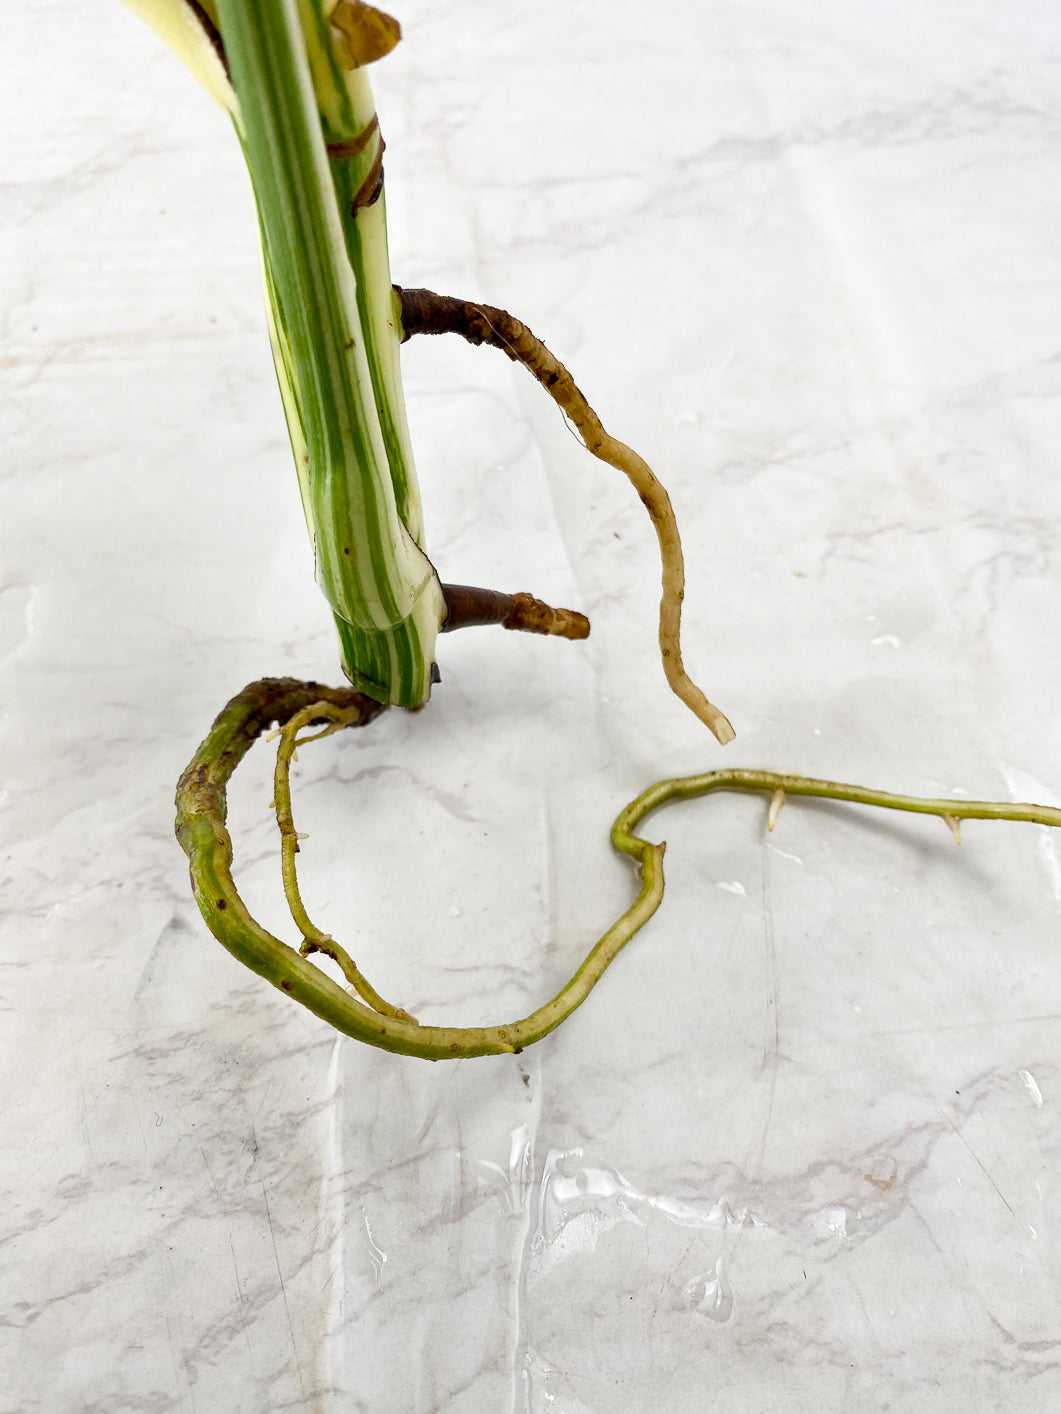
<box><xmin>326</xmin><ymin>114</ymin><xmax>381</xmax><ymax>162</ymax></box>
<box><xmin>185</xmin><ymin>0</ymin><xmax>229</xmax><ymax>79</ymax></box>
<box><xmin>396</xmin><ymin>286</ymin><xmax>734</xmax><ymax>744</ymax></box>
<box><xmin>350</xmin><ymin>144</ymin><xmax>385</xmax><ymax>213</ymax></box>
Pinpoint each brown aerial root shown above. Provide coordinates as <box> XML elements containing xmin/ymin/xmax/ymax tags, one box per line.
<box><xmin>397</xmin><ymin>286</ymin><xmax>735</xmax><ymax>745</ymax></box>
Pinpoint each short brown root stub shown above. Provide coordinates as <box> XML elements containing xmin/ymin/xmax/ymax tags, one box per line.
<box><xmin>396</xmin><ymin>285</ymin><xmax>735</xmax><ymax>744</ymax></box>
<box><xmin>441</xmin><ymin>583</ymin><xmax>589</xmax><ymax>639</ymax></box>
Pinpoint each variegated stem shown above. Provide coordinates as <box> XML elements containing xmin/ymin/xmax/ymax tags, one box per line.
<box><xmin>216</xmin><ymin>0</ymin><xmax>445</xmax><ymax>706</ymax></box>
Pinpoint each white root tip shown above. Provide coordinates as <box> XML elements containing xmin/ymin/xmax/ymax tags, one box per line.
<box><xmin>694</xmin><ymin>690</ymin><xmax>735</xmax><ymax>745</ymax></box>
<box><xmin>712</xmin><ymin>713</ymin><xmax>736</xmax><ymax>746</ymax></box>
<box><xmin>942</xmin><ymin>813</ymin><xmax>962</xmax><ymax>845</ymax></box>
<box><xmin>768</xmin><ymin>787</ymin><xmax>785</xmax><ymax>832</ymax></box>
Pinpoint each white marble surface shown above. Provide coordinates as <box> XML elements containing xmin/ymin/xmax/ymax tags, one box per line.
<box><xmin>4</xmin><ymin>1</ymin><xmax>1061</xmax><ymax>1409</ymax></box>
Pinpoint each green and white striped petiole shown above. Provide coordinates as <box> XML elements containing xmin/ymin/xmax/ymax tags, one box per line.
<box><xmin>124</xmin><ymin>0</ymin><xmax>445</xmax><ymax>705</ymax></box>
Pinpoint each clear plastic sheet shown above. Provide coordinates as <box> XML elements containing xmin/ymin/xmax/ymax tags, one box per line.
<box><xmin>3</xmin><ymin>1</ymin><xmax>1061</xmax><ymax>1409</ymax></box>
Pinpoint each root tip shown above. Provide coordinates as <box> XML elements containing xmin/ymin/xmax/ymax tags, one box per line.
<box><xmin>711</xmin><ymin>714</ymin><xmax>736</xmax><ymax>746</ymax></box>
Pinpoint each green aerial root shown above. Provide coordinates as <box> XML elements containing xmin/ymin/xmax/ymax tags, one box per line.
<box><xmin>175</xmin><ymin>677</ymin><xmax>1061</xmax><ymax>1062</ymax></box>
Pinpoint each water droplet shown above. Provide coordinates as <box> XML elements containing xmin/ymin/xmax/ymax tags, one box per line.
<box><xmin>1020</xmin><ymin>1070</ymin><xmax>1044</xmax><ymax>1107</ymax></box>
<box><xmin>0</xmin><ymin>584</ymin><xmax>35</xmax><ymax>658</ymax></box>
<box><xmin>767</xmin><ymin>844</ymin><xmax>803</xmax><ymax>865</ymax></box>
<box><xmin>684</xmin><ymin>1258</ymin><xmax>734</xmax><ymax>1323</ymax></box>
<box><xmin>810</xmin><ymin>1206</ymin><xmax>848</xmax><ymax>1243</ymax></box>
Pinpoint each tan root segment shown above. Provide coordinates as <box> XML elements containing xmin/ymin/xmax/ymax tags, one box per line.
<box><xmin>397</xmin><ymin>287</ymin><xmax>735</xmax><ymax>745</ymax></box>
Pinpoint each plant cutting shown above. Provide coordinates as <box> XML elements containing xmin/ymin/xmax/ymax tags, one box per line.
<box><xmin>125</xmin><ymin>0</ymin><xmax>1061</xmax><ymax>1060</ymax></box>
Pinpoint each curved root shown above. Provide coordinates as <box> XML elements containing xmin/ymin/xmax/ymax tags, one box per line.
<box><xmin>176</xmin><ymin>677</ymin><xmax>1061</xmax><ymax>1060</ymax></box>
<box><xmin>398</xmin><ymin>287</ymin><xmax>735</xmax><ymax>745</ymax></box>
